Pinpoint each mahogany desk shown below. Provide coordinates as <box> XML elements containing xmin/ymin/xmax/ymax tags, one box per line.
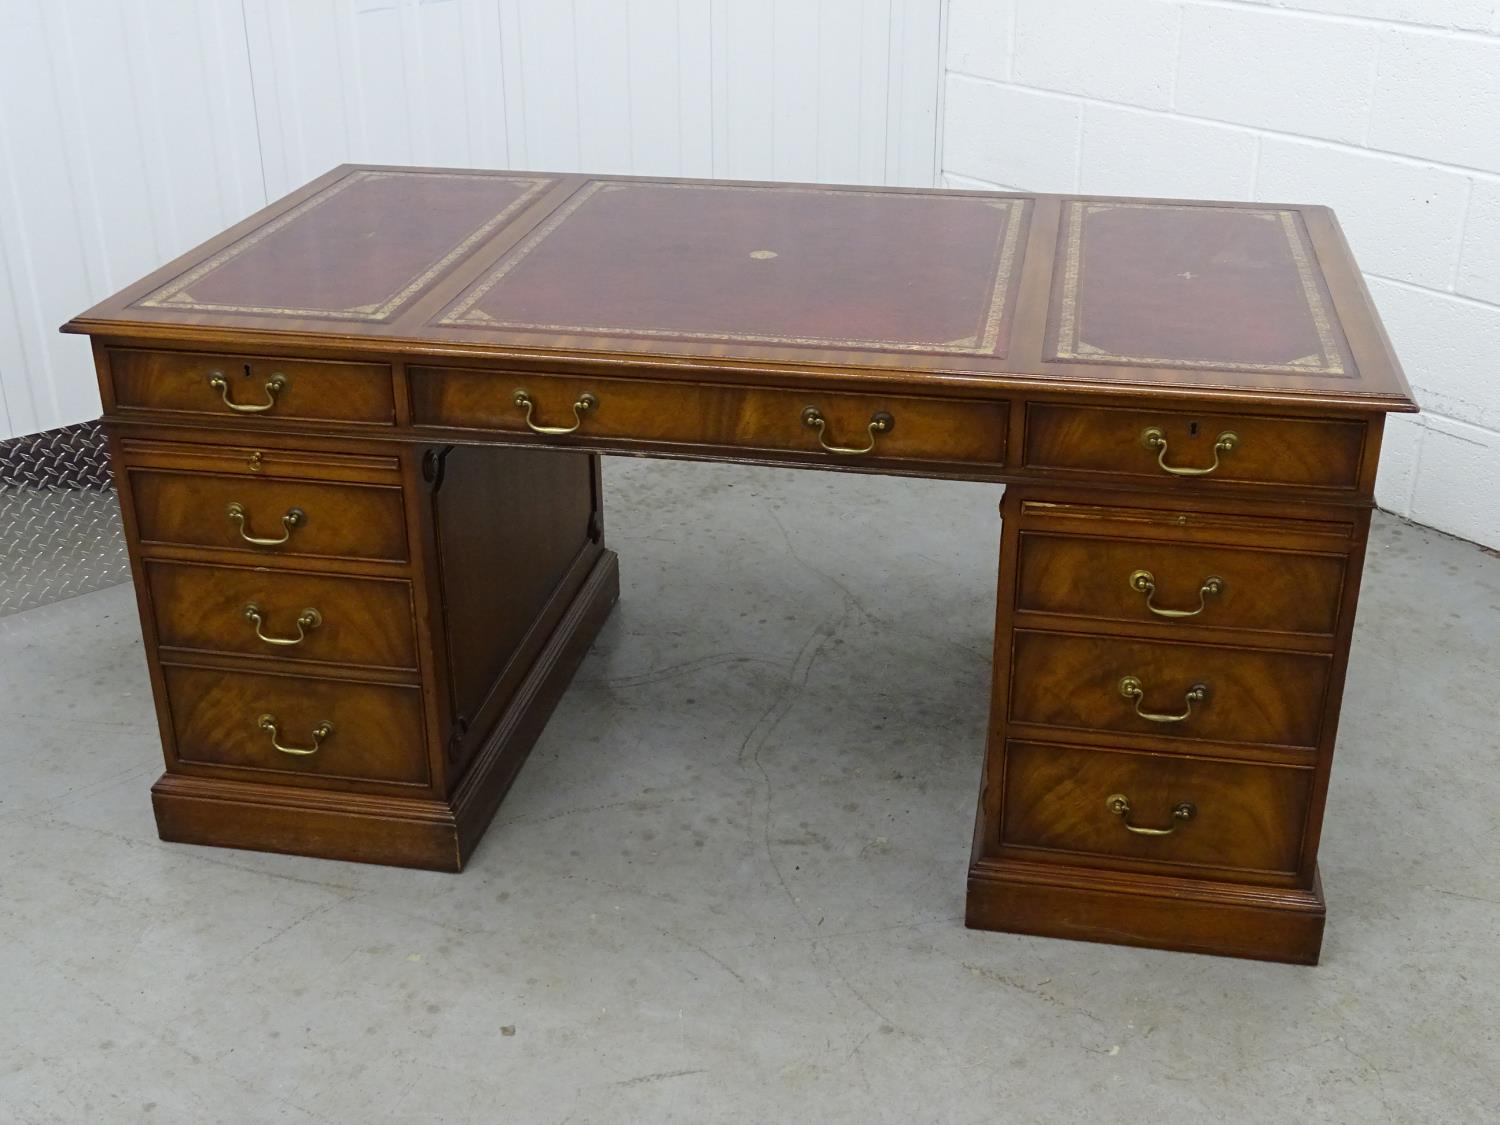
<box><xmin>64</xmin><ymin>166</ymin><xmax>1417</xmax><ymax>964</ymax></box>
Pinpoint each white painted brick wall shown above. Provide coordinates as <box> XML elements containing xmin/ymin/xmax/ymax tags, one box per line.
<box><xmin>1177</xmin><ymin>7</ymin><xmax>1382</xmax><ymax>144</ymax></box>
<box><xmin>941</xmin><ymin>0</ymin><xmax>1500</xmax><ymax>549</ymax></box>
<box><xmin>945</xmin><ymin>77</ymin><xmax>1083</xmax><ymax>193</ymax></box>
<box><xmin>1255</xmin><ymin>139</ymin><xmax>1470</xmax><ymax>288</ymax></box>
<box><xmin>1458</xmin><ymin>178</ymin><xmax>1500</xmax><ymax>302</ymax></box>
<box><xmin>1081</xmin><ymin>105</ymin><xmax>1260</xmax><ymax>199</ymax></box>
<box><xmin>1013</xmin><ymin>0</ymin><xmax>1181</xmax><ymax>108</ymax></box>
<box><xmin>1241</xmin><ymin>1</ymin><xmax>1498</xmax><ymax>31</ymax></box>
<box><xmin>1369</xmin><ymin>29</ymin><xmax>1500</xmax><ymax>171</ymax></box>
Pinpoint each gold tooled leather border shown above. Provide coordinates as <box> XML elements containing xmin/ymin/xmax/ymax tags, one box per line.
<box><xmin>135</xmin><ymin>170</ymin><xmax>554</xmax><ymax>322</ymax></box>
<box><xmin>436</xmin><ymin>181</ymin><xmax>1029</xmax><ymax>356</ymax></box>
<box><xmin>1050</xmin><ymin>200</ymin><xmax>1351</xmax><ymax>377</ymax></box>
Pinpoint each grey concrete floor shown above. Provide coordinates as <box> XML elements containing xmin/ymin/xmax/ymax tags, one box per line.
<box><xmin>1</xmin><ymin>457</ymin><xmax>1497</xmax><ymax>1124</ymax></box>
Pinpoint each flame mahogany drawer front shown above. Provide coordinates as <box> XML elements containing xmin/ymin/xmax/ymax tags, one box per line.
<box><xmin>126</xmin><ymin>468</ymin><xmax>409</xmax><ymax>564</ymax></box>
<box><xmin>1009</xmin><ymin>630</ymin><xmax>1331</xmax><ymax>750</ymax></box>
<box><xmin>161</xmin><ymin>664</ymin><xmax>430</xmax><ymax>788</ymax></box>
<box><xmin>1015</xmin><ymin>532</ymin><xmax>1348</xmax><ymax>638</ymax></box>
<box><xmin>408</xmin><ymin>366</ymin><xmax>1009</xmax><ymax>467</ymax></box>
<box><xmin>1000</xmin><ymin>740</ymin><xmax>1313</xmax><ymax>878</ymax></box>
<box><xmin>108</xmin><ymin>349</ymin><xmax>396</xmax><ymax>426</ymax></box>
<box><xmin>145</xmin><ymin>560</ymin><xmax>419</xmax><ymax>672</ymax></box>
<box><xmin>1023</xmin><ymin>404</ymin><xmax>1367</xmax><ymax>491</ymax></box>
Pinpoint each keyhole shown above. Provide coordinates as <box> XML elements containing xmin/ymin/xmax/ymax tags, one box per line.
<box><xmin>242</xmin><ymin>363</ymin><xmax>253</xmax><ymax>379</ymax></box>
<box><xmin>1188</xmin><ymin>420</ymin><xmax>1200</xmax><ymax>437</ymax></box>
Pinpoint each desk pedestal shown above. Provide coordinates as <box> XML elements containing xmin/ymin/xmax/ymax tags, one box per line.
<box><xmin>116</xmin><ymin>437</ymin><xmax>618</xmax><ymax>872</ymax></box>
<box><xmin>962</xmin><ymin>485</ymin><xmax>1368</xmax><ymax>964</ymax></box>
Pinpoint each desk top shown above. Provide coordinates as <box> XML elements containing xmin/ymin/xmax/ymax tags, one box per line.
<box><xmin>67</xmin><ymin>165</ymin><xmax>1416</xmax><ymax>413</ymax></box>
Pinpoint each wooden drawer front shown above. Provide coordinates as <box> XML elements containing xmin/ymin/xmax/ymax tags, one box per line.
<box><xmin>1010</xmin><ymin>631</ymin><xmax>1330</xmax><ymax>750</ymax></box>
<box><xmin>410</xmin><ymin>367</ymin><xmax>1008</xmax><ymax>467</ymax></box>
<box><xmin>146</xmin><ymin>561</ymin><xmax>417</xmax><ymax>671</ymax></box>
<box><xmin>109</xmin><ymin>349</ymin><xmax>396</xmax><ymax>425</ymax></box>
<box><xmin>162</xmin><ymin>665</ymin><xmax>428</xmax><ymax>786</ymax></box>
<box><xmin>1016</xmin><ymin>533</ymin><xmax>1347</xmax><ymax>637</ymax></box>
<box><xmin>1002</xmin><ymin>741</ymin><xmax>1311</xmax><ymax>875</ymax></box>
<box><xmin>1024</xmin><ymin>405</ymin><xmax>1366</xmax><ymax>490</ymax></box>
<box><xmin>128</xmin><ymin>469</ymin><xmax>408</xmax><ymax>563</ymax></box>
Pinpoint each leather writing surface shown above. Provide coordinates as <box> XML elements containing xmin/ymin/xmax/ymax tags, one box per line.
<box><xmin>135</xmin><ymin>169</ymin><xmax>553</xmax><ymax>323</ymax></box>
<box><xmin>1045</xmin><ymin>201</ymin><xmax>1354</xmax><ymax>377</ymax></box>
<box><xmin>436</xmin><ymin>181</ymin><xmax>1030</xmax><ymax>357</ymax></box>
<box><xmin>64</xmin><ymin>165</ymin><xmax>1415</xmax><ymax>412</ymax></box>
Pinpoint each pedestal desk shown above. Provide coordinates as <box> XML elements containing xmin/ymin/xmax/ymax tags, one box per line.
<box><xmin>64</xmin><ymin>166</ymin><xmax>1417</xmax><ymax>964</ymax></box>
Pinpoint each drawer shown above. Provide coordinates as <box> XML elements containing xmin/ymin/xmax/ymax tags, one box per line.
<box><xmin>1024</xmin><ymin>404</ymin><xmax>1366</xmax><ymax>490</ymax></box>
<box><xmin>1009</xmin><ymin>630</ymin><xmax>1330</xmax><ymax>750</ymax></box>
<box><xmin>410</xmin><ymin>366</ymin><xmax>1008</xmax><ymax>467</ymax></box>
<box><xmin>145</xmin><ymin>560</ymin><xmax>418</xmax><ymax>671</ymax></box>
<box><xmin>1001</xmin><ymin>740</ymin><xmax>1311</xmax><ymax>876</ymax></box>
<box><xmin>162</xmin><ymin>665</ymin><xmax>429</xmax><ymax>786</ymax></box>
<box><xmin>109</xmin><ymin>349</ymin><xmax>396</xmax><ymax>425</ymax></box>
<box><xmin>1015</xmin><ymin>532</ymin><xmax>1347</xmax><ymax>637</ymax></box>
<box><xmin>127</xmin><ymin>468</ymin><xmax>408</xmax><ymax>563</ymax></box>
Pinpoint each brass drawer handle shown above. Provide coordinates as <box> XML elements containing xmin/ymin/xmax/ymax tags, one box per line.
<box><xmin>226</xmin><ymin>501</ymin><xmax>305</xmax><ymax>546</ymax></box>
<box><xmin>513</xmin><ymin>389</ymin><xmax>597</xmax><ymax>435</ymax></box>
<box><xmin>1106</xmin><ymin>793</ymin><xmax>1196</xmax><ymax>836</ymax></box>
<box><xmin>801</xmin><ymin>407</ymin><xmax>894</xmax><ymax>455</ymax></box>
<box><xmin>1129</xmin><ymin>569</ymin><xmax>1224</xmax><ymax>619</ymax></box>
<box><xmin>258</xmin><ymin>713</ymin><xmax>332</xmax><ymax>756</ymax></box>
<box><xmin>1118</xmin><ymin>676</ymin><xmax>1208</xmax><ymax>723</ymax></box>
<box><xmin>1140</xmin><ymin>427</ymin><xmax>1238</xmax><ymax>477</ymax></box>
<box><xmin>208</xmin><ymin>371</ymin><xmax>287</xmax><ymax>413</ymax></box>
<box><xmin>243</xmin><ymin>602</ymin><xmax>322</xmax><ymax>646</ymax></box>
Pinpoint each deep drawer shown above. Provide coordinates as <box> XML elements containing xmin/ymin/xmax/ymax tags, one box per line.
<box><xmin>1009</xmin><ymin>630</ymin><xmax>1331</xmax><ymax>750</ymax></box>
<box><xmin>1001</xmin><ymin>740</ymin><xmax>1312</xmax><ymax>876</ymax></box>
<box><xmin>145</xmin><ymin>560</ymin><xmax>418</xmax><ymax>671</ymax></box>
<box><xmin>109</xmin><ymin>349</ymin><xmax>396</xmax><ymax>425</ymax></box>
<box><xmin>1015</xmin><ymin>532</ymin><xmax>1348</xmax><ymax>638</ymax></box>
<box><xmin>162</xmin><ymin>664</ymin><xmax>429</xmax><ymax>787</ymax></box>
<box><xmin>126</xmin><ymin>468</ymin><xmax>408</xmax><ymax>564</ymax></box>
<box><xmin>410</xmin><ymin>366</ymin><xmax>1009</xmax><ymax>468</ymax></box>
<box><xmin>1023</xmin><ymin>404</ymin><xmax>1367</xmax><ymax>491</ymax></box>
